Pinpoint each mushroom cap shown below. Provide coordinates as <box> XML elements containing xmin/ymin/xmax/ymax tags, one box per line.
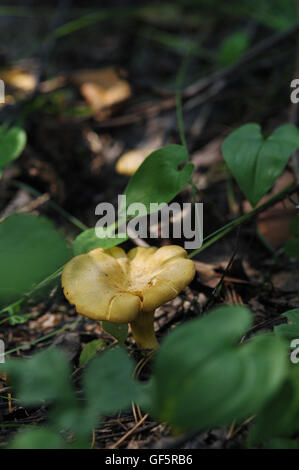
<box><xmin>115</xmin><ymin>149</ymin><xmax>154</xmax><ymax>176</ymax></box>
<box><xmin>62</xmin><ymin>245</ymin><xmax>195</xmax><ymax>323</ymax></box>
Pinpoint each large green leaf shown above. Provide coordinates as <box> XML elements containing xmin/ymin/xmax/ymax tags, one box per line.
<box><xmin>248</xmin><ymin>366</ymin><xmax>299</xmax><ymax>447</ymax></box>
<box><xmin>83</xmin><ymin>347</ymin><xmax>141</xmax><ymax>416</ymax></box>
<box><xmin>9</xmin><ymin>428</ymin><xmax>65</xmax><ymax>450</ymax></box>
<box><xmin>1</xmin><ymin>346</ymin><xmax>143</xmax><ymax>449</ymax></box>
<box><xmin>125</xmin><ymin>144</ymin><xmax>193</xmax><ymax>212</ymax></box>
<box><xmin>222</xmin><ymin>123</ymin><xmax>299</xmax><ymax>207</ymax></box>
<box><xmin>153</xmin><ymin>305</ymin><xmax>252</xmax><ymax>397</ymax></box>
<box><xmin>2</xmin><ymin>348</ymin><xmax>93</xmax><ymax>444</ymax></box>
<box><xmin>149</xmin><ymin>306</ymin><xmax>287</xmax><ymax>432</ymax></box>
<box><xmin>0</xmin><ymin>126</ymin><xmax>26</xmax><ymax>176</ymax></box>
<box><xmin>237</xmin><ymin>334</ymin><xmax>287</xmax><ymax>415</ymax></box>
<box><xmin>1</xmin><ymin>348</ymin><xmax>75</xmax><ymax>404</ymax></box>
<box><xmin>0</xmin><ymin>213</ymin><xmax>72</xmax><ymax>306</ymax></box>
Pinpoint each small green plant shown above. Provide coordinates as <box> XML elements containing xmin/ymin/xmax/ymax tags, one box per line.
<box><xmin>0</xmin><ymin>305</ymin><xmax>292</xmax><ymax>449</ymax></box>
<box><xmin>218</xmin><ymin>31</ymin><xmax>250</xmax><ymax>67</ymax></box>
<box><xmin>1</xmin><ymin>346</ymin><xmax>141</xmax><ymax>449</ymax></box>
<box><xmin>0</xmin><ymin>213</ymin><xmax>71</xmax><ymax>308</ymax></box>
<box><xmin>147</xmin><ymin>305</ymin><xmax>287</xmax><ymax>433</ymax></box>
<box><xmin>247</xmin><ymin>364</ymin><xmax>299</xmax><ymax>448</ymax></box>
<box><xmin>222</xmin><ymin>123</ymin><xmax>299</xmax><ymax>207</ymax></box>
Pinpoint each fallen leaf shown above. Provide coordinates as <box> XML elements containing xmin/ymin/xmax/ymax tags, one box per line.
<box><xmin>243</xmin><ymin>171</ymin><xmax>296</xmax><ymax>250</ymax></box>
<box><xmin>71</xmin><ymin>67</ymin><xmax>131</xmax><ymax>114</ymax></box>
<box><xmin>1</xmin><ymin>67</ymin><xmax>37</xmax><ymax>93</ymax></box>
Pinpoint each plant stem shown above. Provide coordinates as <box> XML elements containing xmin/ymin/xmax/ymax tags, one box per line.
<box><xmin>189</xmin><ymin>182</ymin><xmax>298</xmax><ymax>258</ymax></box>
<box><xmin>11</xmin><ymin>180</ymin><xmax>88</xmax><ymax>231</ymax></box>
<box><xmin>130</xmin><ymin>310</ymin><xmax>158</xmax><ymax>350</ymax></box>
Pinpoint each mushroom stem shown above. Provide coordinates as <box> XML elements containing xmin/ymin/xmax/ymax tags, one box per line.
<box><xmin>130</xmin><ymin>310</ymin><xmax>158</xmax><ymax>350</ymax></box>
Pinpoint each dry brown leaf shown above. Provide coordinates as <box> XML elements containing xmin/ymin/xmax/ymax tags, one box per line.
<box><xmin>29</xmin><ymin>312</ymin><xmax>62</xmax><ymax>331</ymax></box>
<box><xmin>1</xmin><ymin>67</ymin><xmax>37</xmax><ymax>93</ymax></box>
<box><xmin>71</xmin><ymin>67</ymin><xmax>131</xmax><ymax>114</ymax></box>
<box><xmin>243</xmin><ymin>171</ymin><xmax>296</xmax><ymax>249</ymax></box>
<box><xmin>39</xmin><ymin>75</ymin><xmax>66</xmax><ymax>93</ymax></box>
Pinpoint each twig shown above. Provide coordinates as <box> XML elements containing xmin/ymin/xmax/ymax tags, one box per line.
<box><xmin>108</xmin><ymin>413</ymin><xmax>148</xmax><ymax>449</ymax></box>
<box><xmin>97</xmin><ymin>22</ymin><xmax>299</xmax><ymax>127</ymax></box>
<box><xmin>0</xmin><ymin>193</ymin><xmax>50</xmax><ymax>223</ymax></box>
<box><xmin>189</xmin><ymin>182</ymin><xmax>299</xmax><ymax>258</ymax></box>
<box><xmin>205</xmin><ymin>226</ymin><xmax>241</xmax><ymax>310</ymax></box>
<box><xmin>184</xmin><ymin>22</ymin><xmax>299</xmax><ymax>99</ymax></box>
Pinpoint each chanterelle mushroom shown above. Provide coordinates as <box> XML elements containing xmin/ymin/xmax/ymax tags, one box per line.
<box><xmin>62</xmin><ymin>245</ymin><xmax>195</xmax><ymax>349</ymax></box>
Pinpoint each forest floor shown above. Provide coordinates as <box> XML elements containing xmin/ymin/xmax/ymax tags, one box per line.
<box><xmin>0</xmin><ymin>1</ymin><xmax>299</xmax><ymax>449</ymax></box>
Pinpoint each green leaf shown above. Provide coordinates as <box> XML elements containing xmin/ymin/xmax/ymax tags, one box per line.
<box><xmin>124</xmin><ymin>145</ymin><xmax>194</xmax><ymax>212</ymax></box>
<box><xmin>49</xmin><ymin>403</ymin><xmax>96</xmax><ymax>444</ymax></box>
<box><xmin>83</xmin><ymin>347</ymin><xmax>141</xmax><ymax>416</ymax></box>
<box><xmin>0</xmin><ymin>213</ymin><xmax>72</xmax><ymax>306</ymax></box>
<box><xmin>218</xmin><ymin>31</ymin><xmax>250</xmax><ymax>67</ymax></box>
<box><xmin>8</xmin><ymin>427</ymin><xmax>65</xmax><ymax>449</ymax></box>
<box><xmin>274</xmin><ymin>309</ymin><xmax>299</xmax><ymax>341</ymax></box>
<box><xmin>248</xmin><ymin>366</ymin><xmax>299</xmax><ymax>446</ymax></box>
<box><xmin>73</xmin><ymin>145</ymin><xmax>193</xmax><ymax>254</ymax></box>
<box><xmin>150</xmin><ymin>306</ymin><xmax>252</xmax><ymax>424</ymax></box>
<box><xmin>1</xmin><ymin>348</ymin><xmax>75</xmax><ymax>405</ymax></box>
<box><xmin>222</xmin><ymin>123</ymin><xmax>299</xmax><ymax>207</ymax></box>
<box><xmin>73</xmin><ymin>227</ymin><xmax>128</xmax><ymax>255</ymax></box>
<box><xmin>101</xmin><ymin>321</ymin><xmax>128</xmax><ymax>345</ymax></box>
<box><xmin>153</xmin><ymin>305</ymin><xmax>252</xmax><ymax>393</ymax></box>
<box><xmin>8</xmin><ymin>314</ymin><xmax>28</xmax><ymax>325</ymax></box>
<box><xmin>79</xmin><ymin>339</ymin><xmax>106</xmax><ymax>367</ymax></box>
<box><xmin>237</xmin><ymin>334</ymin><xmax>287</xmax><ymax>415</ymax></box>
<box><xmin>0</xmin><ymin>125</ymin><xmax>26</xmax><ymax>176</ymax></box>
<box><xmin>150</xmin><ymin>306</ymin><xmax>287</xmax><ymax>433</ymax></box>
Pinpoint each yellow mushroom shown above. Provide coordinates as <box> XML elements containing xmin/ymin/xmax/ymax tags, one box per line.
<box><xmin>62</xmin><ymin>245</ymin><xmax>195</xmax><ymax>349</ymax></box>
<box><xmin>115</xmin><ymin>149</ymin><xmax>155</xmax><ymax>176</ymax></box>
